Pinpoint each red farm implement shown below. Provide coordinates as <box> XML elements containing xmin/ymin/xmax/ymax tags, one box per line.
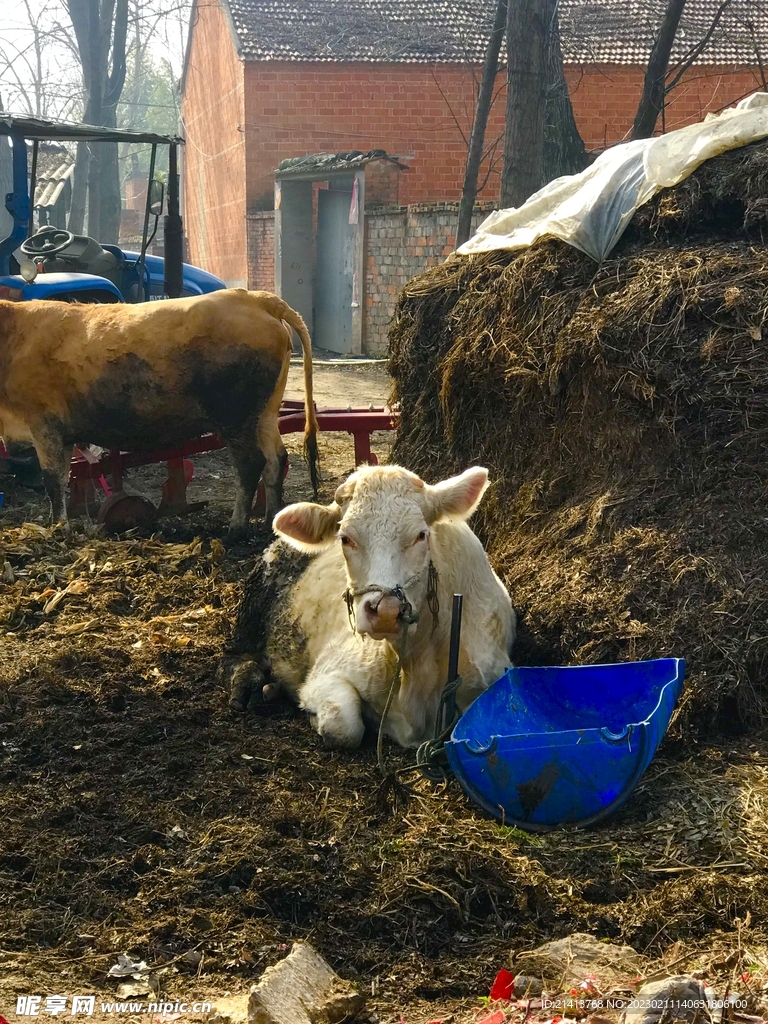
<box><xmin>64</xmin><ymin>400</ymin><xmax>399</xmax><ymax>531</ymax></box>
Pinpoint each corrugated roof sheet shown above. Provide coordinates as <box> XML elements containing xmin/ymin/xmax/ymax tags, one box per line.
<box><xmin>35</xmin><ymin>158</ymin><xmax>75</xmax><ymax>209</ymax></box>
<box><xmin>224</xmin><ymin>0</ymin><xmax>767</xmax><ymax>65</ymax></box>
<box><xmin>276</xmin><ymin>149</ymin><xmax>406</xmax><ymax>176</ymax></box>
<box><xmin>0</xmin><ymin>113</ymin><xmax>181</xmax><ymax>145</ymax></box>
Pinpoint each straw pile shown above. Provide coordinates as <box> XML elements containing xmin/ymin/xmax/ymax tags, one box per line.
<box><xmin>389</xmin><ymin>138</ymin><xmax>768</xmax><ymax>740</ymax></box>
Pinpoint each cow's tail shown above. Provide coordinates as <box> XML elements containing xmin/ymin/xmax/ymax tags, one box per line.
<box><xmin>261</xmin><ymin>295</ymin><xmax>320</xmax><ymax>497</ymax></box>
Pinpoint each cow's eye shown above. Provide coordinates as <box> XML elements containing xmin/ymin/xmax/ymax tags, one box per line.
<box><xmin>339</xmin><ymin>534</ymin><xmax>355</xmax><ymax>548</ymax></box>
<box><xmin>415</xmin><ymin>531</ymin><xmax>427</xmax><ymax>544</ymax></box>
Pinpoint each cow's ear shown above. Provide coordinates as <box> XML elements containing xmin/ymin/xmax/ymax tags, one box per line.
<box><xmin>273</xmin><ymin>501</ymin><xmax>342</xmax><ymax>552</ymax></box>
<box><xmin>425</xmin><ymin>467</ymin><xmax>489</xmax><ymax>523</ymax></box>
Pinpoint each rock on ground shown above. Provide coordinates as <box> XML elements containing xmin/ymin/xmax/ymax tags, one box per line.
<box><xmin>247</xmin><ymin>942</ymin><xmax>365</xmax><ymax>1024</ymax></box>
<box><xmin>512</xmin><ymin>932</ymin><xmax>646</xmax><ymax>989</ymax></box>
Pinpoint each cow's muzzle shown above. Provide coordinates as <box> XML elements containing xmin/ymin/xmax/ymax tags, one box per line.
<box><xmin>361</xmin><ymin>592</ymin><xmax>411</xmax><ymax>636</ymax></box>
<box><xmin>343</xmin><ymin>561</ymin><xmax>440</xmax><ymax>638</ymax></box>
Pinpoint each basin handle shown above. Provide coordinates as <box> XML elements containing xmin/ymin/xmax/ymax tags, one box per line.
<box><xmin>463</xmin><ymin>735</ymin><xmax>500</xmax><ymax>757</ymax></box>
<box><xmin>600</xmin><ymin>724</ymin><xmax>633</xmax><ymax>744</ymax></box>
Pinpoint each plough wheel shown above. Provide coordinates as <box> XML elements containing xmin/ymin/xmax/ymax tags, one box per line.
<box><xmin>97</xmin><ymin>491</ymin><xmax>158</xmax><ymax>533</ymax></box>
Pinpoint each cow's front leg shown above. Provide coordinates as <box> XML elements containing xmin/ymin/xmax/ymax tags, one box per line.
<box><xmin>299</xmin><ymin>668</ymin><xmax>366</xmax><ymax>749</ymax></box>
<box><xmin>32</xmin><ymin>430</ymin><xmax>71</xmax><ymax>528</ymax></box>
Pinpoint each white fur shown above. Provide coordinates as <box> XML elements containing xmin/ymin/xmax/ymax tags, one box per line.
<box><xmin>273</xmin><ymin>466</ymin><xmax>516</xmax><ymax>748</ymax></box>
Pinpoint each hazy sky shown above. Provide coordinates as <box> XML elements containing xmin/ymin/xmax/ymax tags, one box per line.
<box><xmin>0</xmin><ymin>0</ymin><xmax>191</xmax><ymax>120</ymax></box>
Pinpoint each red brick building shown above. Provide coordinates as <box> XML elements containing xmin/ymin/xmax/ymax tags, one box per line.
<box><xmin>180</xmin><ymin>0</ymin><xmax>765</xmax><ymax>291</ymax></box>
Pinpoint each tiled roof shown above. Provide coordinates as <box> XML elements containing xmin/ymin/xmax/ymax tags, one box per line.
<box><xmin>226</xmin><ymin>0</ymin><xmax>496</xmax><ymax>63</ymax></box>
<box><xmin>559</xmin><ymin>0</ymin><xmax>768</xmax><ymax>65</ymax></box>
<box><xmin>224</xmin><ymin>0</ymin><xmax>768</xmax><ymax>66</ymax></box>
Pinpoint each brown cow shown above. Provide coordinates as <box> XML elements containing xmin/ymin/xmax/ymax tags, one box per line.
<box><xmin>0</xmin><ymin>289</ymin><xmax>318</xmax><ymax>534</ymax></box>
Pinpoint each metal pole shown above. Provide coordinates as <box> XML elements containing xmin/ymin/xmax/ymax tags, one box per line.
<box><xmin>0</xmin><ymin>131</ymin><xmax>31</xmax><ymax>275</ymax></box>
<box><xmin>28</xmin><ymin>140</ymin><xmax>39</xmax><ymax>237</ymax></box>
<box><xmin>441</xmin><ymin>593</ymin><xmax>464</xmax><ymax>735</ymax></box>
<box><xmin>163</xmin><ymin>141</ymin><xmax>183</xmax><ymax>298</ymax></box>
<box><xmin>136</xmin><ymin>143</ymin><xmax>157</xmax><ymax>302</ymax></box>
<box><xmin>448</xmin><ymin>594</ymin><xmax>463</xmax><ymax>685</ymax></box>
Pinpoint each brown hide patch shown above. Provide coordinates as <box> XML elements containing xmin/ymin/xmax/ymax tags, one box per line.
<box><xmin>57</xmin><ymin>346</ymin><xmax>283</xmax><ymax>450</ymax></box>
<box><xmin>0</xmin><ymin>292</ymin><xmax>293</xmax><ymax>442</ymax></box>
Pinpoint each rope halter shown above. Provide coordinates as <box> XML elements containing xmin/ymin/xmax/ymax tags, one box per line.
<box><xmin>342</xmin><ymin>560</ymin><xmax>439</xmax><ymax>634</ymax></box>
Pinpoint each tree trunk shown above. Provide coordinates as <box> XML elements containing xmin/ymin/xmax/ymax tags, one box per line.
<box><xmin>65</xmin><ymin>0</ymin><xmax>128</xmax><ymax>241</ymax></box>
<box><xmin>99</xmin><ymin>107</ymin><xmax>122</xmax><ymax>242</ymax></box>
<box><xmin>632</xmin><ymin>0</ymin><xmax>688</xmax><ymax>139</ymax></box>
<box><xmin>501</xmin><ymin>0</ymin><xmax>550</xmax><ymax>209</ymax></box>
<box><xmin>544</xmin><ymin>4</ymin><xmax>588</xmax><ymax>180</ymax></box>
<box><xmin>456</xmin><ymin>0</ymin><xmax>507</xmax><ymax>248</ymax></box>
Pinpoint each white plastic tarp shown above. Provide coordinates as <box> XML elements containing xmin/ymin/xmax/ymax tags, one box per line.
<box><xmin>457</xmin><ymin>92</ymin><xmax>768</xmax><ymax>263</ymax></box>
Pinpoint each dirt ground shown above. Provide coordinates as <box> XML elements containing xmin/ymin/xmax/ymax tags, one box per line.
<box><xmin>1</xmin><ymin>361</ymin><xmax>767</xmax><ymax>1024</ymax></box>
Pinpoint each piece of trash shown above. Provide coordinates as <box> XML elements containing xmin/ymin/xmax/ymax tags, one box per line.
<box><xmin>579</xmin><ymin>976</ymin><xmax>601</xmax><ymax>996</ymax></box>
<box><xmin>169</xmin><ymin>825</ymin><xmax>189</xmax><ymax>841</ymax></box>
<box><xmin>241</xmin><ymin>754</ymin><xmax>254</xmax><ymax>760</ymax></box>
<box><xmin>184</xmin><ymin>950</ymin><xmax>203</xmax><ymax>967</ymax></box>
<box><xmin>117</xmin><ymin>982</ymin><xmax>153</xmax><ymax>998</ymax></box>
<box><xmin>478</xmin><ymin>1012</ymin><xmax>506</xmax><ymax>1024</ymax></box>
<box><xmin>490</xmin><ymin>969</ymin><xmax>515</xmax><ymax>1001</ymax></box>
<box><xmin>620</xmin><ymin>977</ymin><xmax>718</xmax><ymax>1024</ymax></box>
<box><xmin>3</xmin><ymin>561</ymin><xmax>14</xmax><ymax>584</ymax></box>
<box><xmin>108</xmin><ymin>954</ymin><xmax>149</xmax><ymax>979</ymax></box>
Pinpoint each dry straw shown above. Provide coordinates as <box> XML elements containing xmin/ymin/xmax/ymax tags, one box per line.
<box><xmin>390</xmin><ymin>138</ymin><xmax>768</xmax><ymax>741</ymax></box>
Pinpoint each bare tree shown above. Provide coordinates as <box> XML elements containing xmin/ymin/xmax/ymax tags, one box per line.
<box><xmin>632</xmin><ymin>0</ymin><xmax>734</xmax><ymax>138</ymax></box>
<box><xmin>543</xmin><ymin>6</ymin><xmax>588</xmax><ymax>181</ymax></box>
<box><xmin>501</xmin><ymin>0</ymin><xmax>551</xmax><ymax>208</ymax></box>
<box><xmin>500</xmin><ymin>0</ymin><xmax>747</xmax><ymax>210</ymax></box>
<box><xmin>65</xmin><ymin>0</ymin><xmax>129</xmax><ymax>241</ymax></box>
<box><xmin>456</xmin><ymin>0</ymin><xmax>508</xmax><ymax>247</ymax></box>
<box><xmin>0</xmin><ymin>0</ymin><xmax>82</xmax><ymax>119</ymax></box>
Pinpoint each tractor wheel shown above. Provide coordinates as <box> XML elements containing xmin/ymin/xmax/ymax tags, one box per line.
<box><xmin>97</xmin><ymin>491</ymin><xmax>158</xmax><ymax>533</ymax></box>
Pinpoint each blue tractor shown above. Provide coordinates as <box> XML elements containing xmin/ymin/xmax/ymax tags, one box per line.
<box><xmin>0</xmin><ymin>112</ymin><xmax>224</xmax><ymax>303</ymax></box>
<box><xmin>0</xmin><ymin>113</ymin><xmax>226</xmax><ymax>492</ymax></box>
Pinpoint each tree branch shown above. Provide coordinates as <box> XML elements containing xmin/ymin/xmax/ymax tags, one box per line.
<box><xmin>664</xmin><ymin>0</ymin><xmax>734</xmax><ymax>93</ymax></box>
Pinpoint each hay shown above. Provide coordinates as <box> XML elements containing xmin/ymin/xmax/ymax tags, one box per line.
<box><xmin>389</xmin><ymin>138</ymin><xmax>768</xmax><ymax>740</ymax></box>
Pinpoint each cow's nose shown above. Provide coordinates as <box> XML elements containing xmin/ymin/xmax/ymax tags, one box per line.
<box><xmin>362</xmin><ymin>594</ymin><xmax>402</xmax><ymax>635</ymax></box>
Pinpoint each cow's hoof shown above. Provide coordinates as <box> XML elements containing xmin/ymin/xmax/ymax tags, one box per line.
<box><xmin>226</xmin><ymin>525</ymin><xmax>251</xmax><ymax>545</ymax></box>
<box><xmin>225</xmin><ymin>657</ymin><xmax>264</xmax><ymax>713</ymax></box>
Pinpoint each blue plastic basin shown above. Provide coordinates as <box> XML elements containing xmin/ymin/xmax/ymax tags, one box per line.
<box><xmin>445</xmin><ymin>658</ymin><xmax>685</xmax><ymax>831</ymax></box>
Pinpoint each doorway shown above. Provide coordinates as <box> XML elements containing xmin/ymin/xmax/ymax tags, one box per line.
<box><xmin>314</xmin><ymin>179</ymin><xmax>355</xmax><ymax>353</ymax></box>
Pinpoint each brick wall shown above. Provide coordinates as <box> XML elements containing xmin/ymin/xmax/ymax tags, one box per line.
<box><xmin>242</xmin><ymin>62</ymin><xmax>504</xmax><ymax>211</ymax></box>
<box><xmin>181</xmin><ymin>0</ymin><xmax>764</xmax><ymax>288</ymax></box>
<box><xmin>247</xmin><ymin>210</ymin><xmax>275</xmax><ymax>291</ymax></box>
<box><xmin>566</xmin><ymin>63</ymin><xmax>762</xmax><ymax>148</ymax></box>
<box><xmin>363</xmin><ymin>203</ymin><xmax>495</xmax><ymax>357</ymax></box>
<box><xmin>241</xmin><ymin>61</ymin><xmax>761</xmax><ymax>214</ymax></box>
<box><xmin>180</xmin><ymin>0</ymin><xmax>247</xmax><ymax>286</ymax></box>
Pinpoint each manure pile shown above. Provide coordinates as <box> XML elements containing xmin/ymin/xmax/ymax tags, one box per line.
<box><xmin>390</xmin><ymin>139</ymin><xmax>768</xmax><ymax>740</ymax></box>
